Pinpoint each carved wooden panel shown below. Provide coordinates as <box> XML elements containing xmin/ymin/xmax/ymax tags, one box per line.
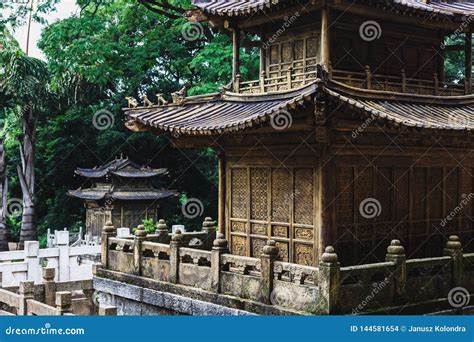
<box><xmin>335</xmin><ymin>163</ymin><xmax>472</xmax><ymax>265</ymax></box>
<box><xmin>251</xmin><ymin>238</ymin><xmax>266</xmax><ymax>258</ymax></box>
<box><xmin>272</xmin><ymin>225</ymin><xmax>288</xmax><ymax>238</ymax></box>
<box><xmin>337</xmin><ymin>167</ymin><xmax>354</xmax><ymax>224</ymax></box>
<box><xmin>250</xmin><ymin>168</ymin><xmax>269</xmax><ymax>220</ymax></box>
<box><xmin>231</xmin><ymin>221</ymin><xmax>246</xmax><ymax>233</ymax></box>
<box><xmin>294</xmin><ymin>243</ymin><xmax>313</xmax><ymax>266</ymax></box>
<box><xmin>231</xmin><ymin>168</ymin><xmax>247</xmax><ymax>219</ymax></box>
<box><xmin>231</xmin><ymin>236</ymin><xmax>247</xmax><ymax>257</ymax></box>
<box><xmin>294</xmin><ymin>168</ymin><xmax>314</xmax><ymax>225</ymax></box>
<box><xmin>295</xmin><ymin>227</ymin><xmax>314</xmax><ymax>241</ymax></box>
<box><xmin>271</xmin><ymin>168</ymin><xmax>291</xmax><ymax>222</ymax></box>
<box><xmin>281</xmin><ymin>42</ymin><xmax>293</xmax><ymax>63</ymax></box>
<box><xmin>228</xmin><ymin>166</ymin><xmax>317</xmax><ymax>266</ymax></box>
<box><xmin>275</xmin><ymin>241</ymin><xmax>289</xmax><ymax>262</ymax></box>
<box><xmin>251</xmin><ymin>223</ymin><xmax>267</xmax><ymax>235</ymax></box>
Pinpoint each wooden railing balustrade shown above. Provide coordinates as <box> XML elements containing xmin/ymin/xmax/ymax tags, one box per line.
<box><xmin>236</xmin><ymin>62</ymin><xmax>469</xmax><ymax>96</ymax></box>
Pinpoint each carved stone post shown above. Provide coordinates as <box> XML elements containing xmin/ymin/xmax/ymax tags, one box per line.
<box><xmin>155</xmin><ymin>219</ymin><xmax>170</xmax><ymax>244</ymax></box>
<box><xmin>260</xmin><ymin>240</ymin><xmax>279</xmax><ymax>304</ymax></box>
<box><xmin>18</xmin><ymin>281</ymin><xmax>34</xmax><ymax>315</ymax></box>
<box><xmin>56</xmin><ymin>230</ymin><xmax>70</xmax><ymax>282</ymax></box>
<box><xmin>318</xmin><ymin>246</ymin><xmax>340</xmax><ymax>314</ymax></box>
<box><xmin>169</xmin><ymin>230</ymin><xmax>184</xmax><ymax>284</ymax></box>
<box><xmin>133</xmin><ymin>224</ymin><xmax>147</xmax><ymax>276</ymax></box>
<box><xmin>365</xmin><ymin>65</ymin><xmax>372</xmax><ymax>89</ymax></box>
<box><xmin>444</xmin><ymin>235</ymin><xmax>463</xmax><ymax>288</ymax></box>
<box><xmin>56</xmin><ymin>291</ymin><xmax>72</xmax><ymax>315</ymax></box>
<box><xmin>42</xmin><ymin>267</ymin><xmax>56</xmax><ymax>306</ymax></box>
<box><xmin>202</xmin><ymin>217</ymin><xmax>217</xmax><ymax>250</ymax></box>
<box><xmin>101</xmin><ymin>221</ymin><xmax>116</xmax><ymax>267</ymax></box>
<box><xmin>211</xmin><ymin>233</ymin><xmax>228</xmax><ymax>293</ymax></box>
<box><xmin>24</xmin><ymin>241</ymin><xmax>40</xmax><ymax>283</ymax></box>
<box><xmin>385</xmin><ymin>239</ymin><xmax>406</xmax><ymax>302</ymax></box>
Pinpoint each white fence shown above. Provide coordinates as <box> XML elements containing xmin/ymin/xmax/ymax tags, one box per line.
<box><xmin>0</xmin><ymin>230</ymin><xmax>100</xmax><ymax>286</ymax></box>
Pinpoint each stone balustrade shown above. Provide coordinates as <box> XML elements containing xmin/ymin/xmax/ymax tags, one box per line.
<box><xmin>0</xmin><ymin>268</ymin><xmax>116</xmax><ymax>316</ymax></box>
<box><xmin>99</xmin><ymin>220</ymin><xmax>473</xmax><ymax>315</ymax></box>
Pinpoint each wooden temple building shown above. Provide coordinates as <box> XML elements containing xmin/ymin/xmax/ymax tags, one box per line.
<box><xmin>68</xmin><ymin>157</ymin><xmax>177</xmax><ymax>237</ymax></box>
<box><xmin>124</xmin><ymin>0</ymin><xmax>474</xmax><ymax>266</ymax></box>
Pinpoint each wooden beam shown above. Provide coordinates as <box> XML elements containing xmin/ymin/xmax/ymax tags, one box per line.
<box><xmin>465</xmin><ymin>30</ymin><xmax>472</xmax><ymax>94</ymax></box>
<box><xmin>218</xmin><ymin>152</ymin><xmax>226</xmax><ymax>236</ymax></box>
<box><xmin>320</xmin><ymin>5</ymin><xmax>330</xmax><ymax>68</ymax></box>
<box><xmin>232</xmin><ymin>27</ymin><xmax>241</xmax><ymax>85</ymax></box>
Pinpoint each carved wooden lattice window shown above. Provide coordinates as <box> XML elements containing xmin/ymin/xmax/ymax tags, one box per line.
<box><xmin>228</xmin><ymin>166</ymin><xmax>317</xmax><ymax>266</ymax></box>
<box><xmin>266</xmin><ymin>34</ymin><xmax>320</xmax><ymax>90</ymax></box>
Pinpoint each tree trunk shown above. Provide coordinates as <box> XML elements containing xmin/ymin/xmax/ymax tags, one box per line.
<box><xmin>18</xmin><ymin>106</ymin><xmax>37</xmax><ymax>249</ymax></box>
<box><xmin>0</xmin><ymin>142</ymin><xmax>8</xmax><ymax>251</ymax></box>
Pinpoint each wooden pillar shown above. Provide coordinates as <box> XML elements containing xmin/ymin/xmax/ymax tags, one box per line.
<box><xmin>218</xmin><ymin>152</ymin><xmax>226</xmax><ymax>236</ymax></box>
<box><xmin>465</xmin><ymin>30</ymin><xmax>472</xmax><ymax>94</ymax></box>
<box><xmin>320</xmin><ymin>5</ymin><xmax>330</xmax><ymax>68</ymax></box>
<box><xmin>232</xmin><ymin>27</ymin><xmax>241</xmax><ymax>85</ymax></box>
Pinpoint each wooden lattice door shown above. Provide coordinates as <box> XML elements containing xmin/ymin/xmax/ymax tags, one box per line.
<box><xmin>227</xmin><ymin>166</ymin><xmax>318</xmax><ymax>266</ymax></box>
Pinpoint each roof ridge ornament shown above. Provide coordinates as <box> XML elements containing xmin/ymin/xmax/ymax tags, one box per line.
<box><xmin>172</xmin><ymin>86</ymin><xmax>187</xmax><ymax>105</ymax></box>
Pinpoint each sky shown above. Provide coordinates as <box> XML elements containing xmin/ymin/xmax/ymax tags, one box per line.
<box><xmin>13</xmin><ymin>0</ymin><xmax>78</xmax><ymax>59</ymax></box>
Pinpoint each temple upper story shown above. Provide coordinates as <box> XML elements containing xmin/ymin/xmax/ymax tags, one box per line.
<box><xmin>190</xmin><ymin>0</ymin><xmax>474</xmax><ymax>96</ymax></box>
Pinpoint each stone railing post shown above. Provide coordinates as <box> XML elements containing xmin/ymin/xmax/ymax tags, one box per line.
<box><xmin>98</xmin><ymin>305</ymin><xmax>118</xmax><ymax>316</ymax></box>
<box><xmin>169</xmin><ymin>230</ymin><xmax>184</xmax><ymax>284</ymax></box>
<box><xmin>24</xmin><ymin>241</ymin><xmax>40</xmax><ymax>283</ymax></box>
<box><xmin>133</xmin><ymin>225</ymin><xmax>147</xmax><ymax>276</ymax></box>
<box><xmin>155</xmin><ymin>219</ymin><xmax>170</xmax><ymax>244</ymax></box>
<box><xmin>56</xmin><ymin>230</ymin><xmax>70</xmax><ymax>282</ymax></box>
<box><xmin>385</xmin><ymin>239</ymin><xmax>406</xmax><ymax>302</ymax></box>
<box><xmin>18</xmin><ymin>281</ymin><xmax>34</xmax><ymax>315</ymax></box>
<box><xmin>444</xmin><ymin>235</ymin><xmax>463</xmax><ymax>288</ymax></box>
<box><xmin>211</xmin><ymin>233</ymin><xmax>228</xmax><ymax>293</ymax></box>
<box><xmin>42</xmin><ymin>267</ymin><xmax>56</xmax><ymax>306</ymax></box>
<box><xmin>202</xmin><ymin>217</ymin><xmax>217</xmax><ymax>250</ymax></box>
<box><xmin>101</xmin><ymin>221</ymin><xmax>116</xmax><ymax>268</ymax></box>
<box><xmin>260</xmin><ymin>240</ymin><xmax>279</xmax><ymax>304</ymax></box>
<box><xmin>56</xmin><ymin>291</ymin><xmax>72</xmax><ymax>315</ymax></box>
<box><xmin>318</xmin><ymin>246</ymin><xmax>340</xmax><ymax>314</ymax></box>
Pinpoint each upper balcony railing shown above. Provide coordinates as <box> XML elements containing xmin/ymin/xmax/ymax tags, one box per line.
<box><xmin>236</xmin><ymin>63</ymin><xmax>469</xmax><ymax>96</ymax></box>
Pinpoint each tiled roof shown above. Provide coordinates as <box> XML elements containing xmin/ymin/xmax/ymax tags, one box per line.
<box><xmin>124</xmin><ymin>83</ymin><xmax>317</xmax><ymax>135</ymax></box>
<box><xmin>192</xmin><ymin>0</ymin><xmax>474</xmax><ymax>18</ymax></box>
<box><xmin>124</xmin><ymin>79</ymin><xmax>474</xmax><ymax>135</ymax></box>
<box><xmin>326</xmin><ymin>81</ymin><xmax>474</xmax><ymax>131</ymax></box>
<box><xmin>75</xmin><ymin>157</ymin><xmax>167</xmax><ymax>178</ymax></box>
<box><xmin>68</xmin><ymin>188</ymin><xmax>177</xmax><ymax>201</ymax></box>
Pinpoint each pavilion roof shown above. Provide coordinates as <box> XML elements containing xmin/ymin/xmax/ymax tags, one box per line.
<box><xmin>124</xmin><ymin>78</ymin><xmax>474</xmax><ymax>135</ymax></box>
<box><xmin>192</xmin><ymin>0</ymin><xmax>474</xmax><ymax>19</ymax></box>
<box><xmin>75</xmin><ymin>157</ymin><xmax>168</xmax><ymax>178</ymax></box>
<box><xmin>68</xmin><ymin>187</ymin><xmax>177</xmax><ymax>201</ymax></box>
